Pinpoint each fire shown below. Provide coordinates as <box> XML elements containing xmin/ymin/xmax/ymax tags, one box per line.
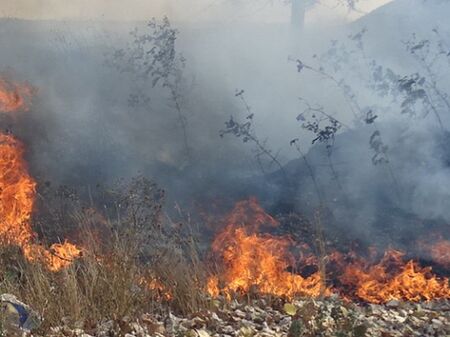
<box><xmin>207</xmin><ymin>198</ymin><xmax>327</xmax><ymax>299</ymax></box>
<box><xmin>144</xmin><ymin>278</ymin><xmax>173</xmax><ymax>301</ymax></box>
<box><xmin>419</xmin><ymin>236</ymin><xmax>450</xmax><ymax>269</ymax></box>
<box><xmin>206</xmin><ymin>276</ymin><xmax>220</xmax><ymax>298</ymax></box>
<box><xmin>46</xmin><ymin>241</ymin><xmax>83</xmax><ymax>271</ymax></box>
<box><xmin>0</xmin><ymin>78</ymin><xmax>81</xmax><ymax>271</ymax></box>
<box><xmin>0</xmin><ymin>133</ymin><xmax>36</xmax><ymax>246</ymax></box>
<box><xmin>1</xmin><ymin>76</ymin><xmax>449</xmax><ymax>302</ymax></box>
<box><xmin>339</xmin><ymin>250</ymin><xmax>450</xmax><ymax>303</ymax></box>
<box><xmin>429</xmin><ymin>238</ymin><xmax>450</xmax><ymax>269</ymax></box>
<box><xmin>0</xmin><ymin>78</ymin><xmax>33</xmax><ymax>112</ymax></box>
<box><xmin>208</xmin><ymin>198</ymin><xmax>450</xmax><ymax>303</ymax></box>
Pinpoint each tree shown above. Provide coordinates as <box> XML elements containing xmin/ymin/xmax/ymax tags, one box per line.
<box><xmin>291</xmin><ymin>0</ymin><xmax>308</xmax><ymax>28</ymax></box>
<box><xmin>279</xmin><ymin>0</ymin><xmax>366</xmax><ymax>29</ymax></box>
<box><xmin>108</xmin><ymin>17</ymin><xmax>191</xmax><ymax>162</ymax></box>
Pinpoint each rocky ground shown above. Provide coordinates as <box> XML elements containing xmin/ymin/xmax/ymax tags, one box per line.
<box><xmin>13</xmin><ymin>296</ymin><xmax>450</xmax><ymax>337</ymax></box>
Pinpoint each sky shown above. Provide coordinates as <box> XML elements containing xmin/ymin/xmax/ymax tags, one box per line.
<box><xmin>0</xmin><ymin>0</ymin><xmax>393</xmax><ymax>23</ymax></box>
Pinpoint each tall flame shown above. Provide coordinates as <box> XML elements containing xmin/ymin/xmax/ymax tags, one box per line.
<box><xmin>0</xmin><ymin>78</ymin><xmax>81</xmax><ymax>271</ymax></box>
<box><xmin>207</xmin><ymin>198</ymin><xmax>327</xmax><ymax>299</ymax></box>
<box><xmin>0</xmin><ymin>133</ymin><xmax>36</xmax><ymax>246</ymax></box>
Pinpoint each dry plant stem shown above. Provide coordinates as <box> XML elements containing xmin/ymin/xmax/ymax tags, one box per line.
<box><xmin>326</xmin><ymin>150</ymin><xmax>344</xmax><ymax>194</ymax></box>
<box><xmin>171</xmin><ymin>87</ymin><xmax>191</xmax><ymax>160</ymax></box>
<box><xmin>370</xmin><ymin>119</ymin><xmax>402</xmax><ymax>203</ymax></box>
<box><xmin>303</xmin><ymin>65</ymin><xmax>403</xmax><ymax>202</ymax></box>
<box><xmin>313</xmin><ymin>208</ymin><xmax>327</xmax><ymax>299</ymax></box>
<box><xmin>238</xmin><ymin>94</ymin><xmax>289</xmax><ymax>183</ymax></box>
<box><xmin>297</xmin><ymin>98</ymin><xmax>348</xmax><ymax>200</ymax></box>
<box><xmin>349</xmin><ymin>45</ymin><xmax>404</xmax><ymax>201</ymax></box>
<box><xmin>302</xmin><ymin>65</ymin><xmax>360</xmax><ymax>121</ymax></box>
<box><xmin>360</xmin><ymin>38</ymin><xmax>444</xmax><ymax>131</ymax></box>
<box><xmin>298</xmin><ymin>97</ymin><xmax>351</xmax><ymax>131</ymax></box>
<box><xmin>415</xmin><ymin>54</ymin><xmax>447</xmax><ymax>130</ymax></box>
<box><xmin>293</xmin><ymin>143</ymin><xmax>323</xmax><ymax>205</ymax></box>
<box><xmin>324</xmin><ymin>143</ymin><xmax>349</xmax><ymax>203</ymax></box>
<box><xmin>238</xmin><ymin>95</ymin><xmax>289</xmax><ymax>183</ymax></box>
<box><xmin>424</xmin><ymin>89</ymin><xmax>445</xmax><ymax>131</ymax></box>
<box><xmin>0</xmin><ymin>178</ymin><xmax>208</xmax><ymax>332</ymax></box>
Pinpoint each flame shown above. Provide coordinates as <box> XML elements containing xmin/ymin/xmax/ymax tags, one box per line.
<box><xmin>0</xmin><ymin>133</ymin><xmax>36</xmax><ymax>246</ymax></box>
<box><xmin>429</xmin><ymin>239</ymin><xmax>450</xmax><ymax>269</ymax></box>
<box><xmin>0</xmin><ymin>78</ymin><xmax>33</xmax><ymax>112</ymax></box>
<box><xmin>47</xmin><ymin>241</ymin><xmax>83</xmax><ymax>271</ymax></box>
<box><xmin>339</xmin><ymin>250</ymin><xmax>450</xmax><ymax>303</ymax></box>
<box><xmin>0</xmin><ymin>78</ymin><xmax>80</xmax><ymax>271</ymax></box>
<box><xmin>418</xmin><ymin>236</ymin><xmax>450</xmax><ymax>269</ymax></box>
<box><xmin>1</xmin><ymin>77</ymin><xmax>449</xmax><ymax>301</ymax></box>
<box><xmin>208</xmin><ymin>199</ymin><xmax>450</xmax><ymax>303</ymax></box>
<box><xmin>144</xmin><ymin>278</ymin><xmax>173</xmax><ymax>301</ymax></box>
<box><xmin>206</xmin><ymin>275</ymin><xmax>220</xmax><ymax>298</ymax></box>
<box><xmin>207</xmin><ymin>198</ymin><xmax>328</xmax><ymax>299</ymax></box>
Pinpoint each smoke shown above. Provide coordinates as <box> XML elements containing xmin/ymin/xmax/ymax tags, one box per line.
<box><xmin>0</xmin><ymin>0</ymin><xmax>449</xmax><ymax>249</ymax></box>
<box><xmin>0</xmin><ymin>0</ymin><xmax>172</xmax><ymax>21</ymax></box>
<box><xmin>0</xmin><ymin>0</ymin><xmax>392</xmax><ymax>22</ymax></box>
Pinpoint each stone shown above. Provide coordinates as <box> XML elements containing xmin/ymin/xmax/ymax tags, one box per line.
<box><xmin>386</xmin><ymin>300</ymin><xmax>400</xmax><ymax>309</ymax></box>
<box><xmin>0</xmin><ymin>293</ymin><xmax>41</xmax><ymax>331</ymax></box>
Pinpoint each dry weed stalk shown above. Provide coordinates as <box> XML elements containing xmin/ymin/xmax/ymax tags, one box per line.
<box><xmin>0</xmin><ymin>177</ymin><xmax>208</xmax><ymax>333</ymax></box>
<box><xmin>313</xmin><ymin>208</ymin><xmax>328</xmax><ymax>299</ymax></box>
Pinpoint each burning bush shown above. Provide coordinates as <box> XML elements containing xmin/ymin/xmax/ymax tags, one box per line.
<box><xmin>0</xmin><ymin>77</ymin><xmax>208</xmax><ymax>333</ymax></box>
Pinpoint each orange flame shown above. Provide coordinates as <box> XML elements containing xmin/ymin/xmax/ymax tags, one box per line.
<box><xmin>419</xmin><ymin>236</ymin><xmax>450</xmax><ymax>269</ymax></box>
<box><xmin>339</xmin><ymin>250</ymin><xmax>450</xmax><ymax>303</ymax></box>
<box><xmin>207</xmin><ymin>198</ymin><xmax>327</xmax><ymax>299</ymax></box>
<box><xmin>46</xmin><ymin>241</ymin><xmax>83</xmax><ymax>271</ymax></box>
<box><xmin>208</xmin><ymin>199</ymin><xmax>450</xmax><ymax>303</ymax></box>
<box><xmin>0</xmin><ymin>78</ymin><xmax>33</xmax><ymax>112</ymax></box>
<box><xmin>143</xmin><ymin>278</ymin><xmax>173</xmax><ymax>301</ymax></box>
<box><xmin>0</xmin><ymin>133</ymin><xmax>36</xmax><ymax>246</ymax></box>
<box><xmin>0</xmin><ymin>78</ymin><xmax>81</xmax><ymax>271</ymax></box>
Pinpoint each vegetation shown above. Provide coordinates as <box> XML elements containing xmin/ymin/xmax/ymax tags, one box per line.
<box><xmin>1</xmin><ymin>5</ymin><xmax>450</xmax><ymax>335</ymax></box>
<box><xmin>0</xmin><ymin>177</ymin><xmax>208</xmax><ymax>334</ymax></box>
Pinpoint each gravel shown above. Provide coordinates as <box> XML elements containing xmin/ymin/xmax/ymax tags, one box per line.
<box><xmin>16</xmin><ymin>296</ymin><xmax>450</xmax><ymax>337</ymax></box>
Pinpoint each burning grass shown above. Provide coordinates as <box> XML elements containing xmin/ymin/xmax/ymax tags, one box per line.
<box><xmin>0</xmin><ymin>76</ymin><xmax>449</xmax><ymax>335</ymax></box>
<box><xmin>0</xmin><ymin>140</ymin><xmax>448</xmax><ymax>332</ymax></box>
<box><xmin>0</xmin><ymin>197</ymin><xmax>209</xmax><ymax>333</ymax></box>
<box><xmin>206</xmin><ymin>198</ymin><xmax>450</xmax><ymax>304</ymax></box>
<box><xmin>0</xmin><ymin>134</ymin><xmax>82</xmax><ymax>272</ymax></box>
<box><xmin>207</xmin><ymin>199</ymin><xmax>327</xmax><ymax>299</ymax></box>
<box><xmin>0</xmin><ymin>78</ymin><xmax>208</xmax><ymax>333</ymax></box>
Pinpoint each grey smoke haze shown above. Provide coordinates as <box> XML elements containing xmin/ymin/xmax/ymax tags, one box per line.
<box><xmin>0</xmin><ymin>0</ymin><xmax>391</xmax><ymax>22</ymax></box>
<box><xmin>1</xmin><ymin>0</ymin><xmax>450</xmax><ymax>247</ymax></box>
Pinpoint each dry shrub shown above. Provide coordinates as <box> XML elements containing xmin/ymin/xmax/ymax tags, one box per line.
<box><xmin>0</xmin><ymin>231</ymin><xmax>154</xmax><ymax>332</ymax></box>
<box><xmin>150</xmin><ymin>233</ymin><xmax>208</xmax><ymax>315</ymax></box>
<box><xmin>0</xmin><ymin>176</ymin><xmax>208</xmax><ymax>333</ymax></box>
<box><xmin>103</xmin><ymin>176</ymin><xmax>209</xmax><ymax>315</ymax></box>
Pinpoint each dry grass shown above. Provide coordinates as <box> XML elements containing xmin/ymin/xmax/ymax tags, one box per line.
<box><xmin>0</xmin><ymin>232</ymin><xmax>155</xmax><ymax>332</ymax></box>
<box><xmin>0</xmin><ymin>177</ymin><xmax>209</xmax><ymax>333</ymax></box>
